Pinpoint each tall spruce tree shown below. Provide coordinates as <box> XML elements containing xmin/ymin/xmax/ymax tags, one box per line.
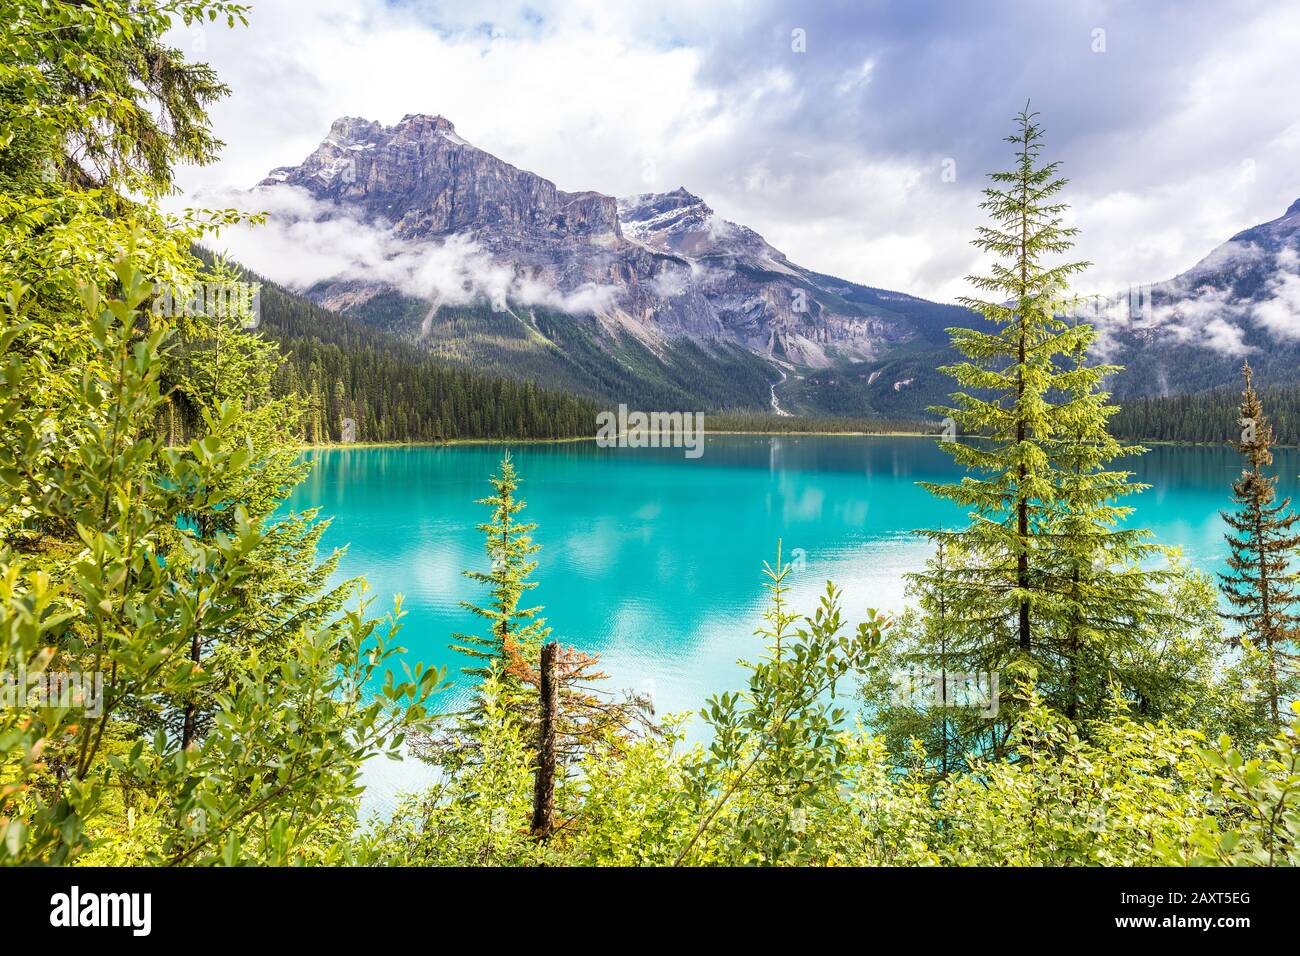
<box><xmin>916</xmin><ymin>106</ymin><xmax>1171</xmax><ymax>730</ymax></box>
<box><xmin>1219</xmin><ymin>362</ymin><xmax>1300</xmax><ymax>726</ymax></box>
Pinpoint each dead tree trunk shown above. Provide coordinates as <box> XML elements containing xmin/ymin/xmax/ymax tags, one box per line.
<box><xmin>531</xmin><ymin>641</ymin><xmax>558</xmax><ymax>840</ymax></box>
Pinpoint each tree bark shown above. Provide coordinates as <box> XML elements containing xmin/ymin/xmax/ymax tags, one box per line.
<box><xmin>531</xmin><ymin>641</ymin><xmax>558</xmax><ymax>840</ymax></box>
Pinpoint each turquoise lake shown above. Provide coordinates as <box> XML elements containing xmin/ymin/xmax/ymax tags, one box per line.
<box><xmin>285</xmin><ymin>436</ymin><xmax>1300</xmax><ymax>805</ymax></box>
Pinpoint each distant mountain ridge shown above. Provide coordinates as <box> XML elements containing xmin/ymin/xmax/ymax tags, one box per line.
<box><xmin>1092</xmin><ymin>197</ymin><xmax>1300</xmax><ymax>400</ymax></box>
<box><xmin>255</xmin><ymin>113</ymin><xmax>975</xmax><ymax>415</ymax></box>
<box><xmin>251</xmin><ymin>113</ymin><xmax>1300</xmax><ymax>416</ymax></box>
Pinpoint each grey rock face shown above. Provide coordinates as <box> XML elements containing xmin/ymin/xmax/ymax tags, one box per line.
<box><xmin>258</xmin><ymin>114</ymin><xmax>917</xmax><ymax>365</ymax></box>
<box><xmin>264</xmin><ymin>114</ymin><xmax>621</xmax><ymax>242</ymax></box>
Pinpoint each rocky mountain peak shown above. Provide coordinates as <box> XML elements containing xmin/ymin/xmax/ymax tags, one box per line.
<box><xmin>255</xmin><ymin>113</ymin><xmax>924</xmax><ymax>364</ymax></box>
<box><xmin>393</xmin><ymin>113</ymin><xmax>472</xmax><ymax>147</ymax></box>
<box><xmin>619</xmin><ymin>187</ymin><xmax>787</xmax><ymax>265</ymax></box>
<box><xmin>326</xmin><ymin>116</ymin><xmax>384</xmax><ymax>147</ymax></box>
<box><xmin>398</xmin><ymin>112</ymin><xmax>454</xmax><ymax>129</ymax></box>
<box><xmin>618</xmin><ymin>188</ymin><xmax>712</xmax><ymax>239</ymax></box>
<box><xmin>1224</xmin><ymin>197</ymin><xmax>1300</xmax><ymax>249</ymax></box>
<box><xmin>259</xmin><ymin>113</ymin><xmax>618</xmax><ymax>241</ymax></box>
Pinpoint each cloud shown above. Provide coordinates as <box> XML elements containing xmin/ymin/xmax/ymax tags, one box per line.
<box><xmin>196</xmin><ymin>184</ymin><xmax>619</xmax><ymax>315</ymax></box>
<box><xmin>1198</xmin><ymin>317</ymin><xmax>1253</xmax><ymax>356</ymax></box>
<box><xmin>168</xmin><ymin>0</ymin><xmax>1300</xmax><ymax>305</ymax></box>
<box><xmin>1084</xmin><ymin>239</ymin><xmax>1300</xmax><ymax>357</ymax></box>
<box><xmin>1251</xmin><ymin>248</ymin><xmax>1300</xmax><ymax>341</ymax></box>
<box><xmin>1085</xmin><ymin>281</ymin><xmax>1254</xmax><ymax>356</ymax></box>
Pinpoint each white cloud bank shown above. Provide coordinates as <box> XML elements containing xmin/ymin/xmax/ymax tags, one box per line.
<box><xmin>1086</xmin><ymin>243</ymin><xmax>1300</xmax><ymax>357</ymax></box>
<box><xmin>168</xmin><ymin>0</ymin><xmax>1300</xmax><ymax>306</ymax></box>
<box><xmin>196</xmin><ymin>183</ymin><xmax>620</xmax><ymax>316</ymax></box>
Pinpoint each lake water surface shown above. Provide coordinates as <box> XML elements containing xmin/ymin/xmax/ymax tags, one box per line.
<box><xmin>285</xmin><ymin>436</ymin><xmax>1300</xmax><ymax>806</ymax></box>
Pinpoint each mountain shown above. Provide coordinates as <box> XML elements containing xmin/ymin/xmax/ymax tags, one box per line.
<box><xmin>195</xmin><ymin>249</ymin><xmax>600</xmax><ymax>444</ymax></box>
<box><xmin>255</xmin><ymin>114</ymin><xmax>978</xmax><ymax>416</ymax></box>
<box><xmin>1095</xmin><ymin>198</ymin><xmax>1300</xmax><ymax>399</ymax></box>
<box><xmin>251</xmin><ymin>114</ymin><xmax>1300</xmax><ymax>420</ymax></box>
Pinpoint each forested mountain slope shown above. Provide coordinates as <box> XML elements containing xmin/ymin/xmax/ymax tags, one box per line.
<box><xmin>226</xmin><ymin>255</ymin><xmax>599</xmax><ymax>442</ymax></box>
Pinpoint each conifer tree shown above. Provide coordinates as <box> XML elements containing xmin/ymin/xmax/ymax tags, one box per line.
<box><xmin>921</xmin><ymin>105</ymin><xmax>1090</xmax><ymax>657</ymax></box>
<box><xmin>916</xmin><ymin>106</ymin><xmax>1173</xmax><ymax>729</ymax></box>
<box><xmin>1043</xmin><ymin>343</ymin><xmax>1179</xmax><ymax>721</ymax></box>
<box><xmin>1219</xmin><ymin>362</ymin><xmax>1300</xmax><ymax>725</ymax></box>
<box><xmin>434</xmin><ymin>454</ymin><xmax>650</xmax><ymax>766</ymax></box>
<box><xmin>451</xmin><ymin>452</ymin><xmax>551</xmax><ymax>705</ymax></box>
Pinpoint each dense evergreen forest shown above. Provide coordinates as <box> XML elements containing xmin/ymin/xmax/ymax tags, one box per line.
<box><xmin>220</xmin><ymin>254</ymin><xmax>935</xmax><ymax>444</ymax></box>
<box><xmin>1112</xmin><ymin>382</ymin><xmax>1300</xmax><ymax>445</ymax></box>
<box><xmin>194</xmin><ymin>255</ymin><xmax>600</xmax><ymax>442</ymax></box>
<box><xmin>233</xmin><ymin>253</ymin><xmax>1296</xmax><ymax>449</ymax></box>
<box><xmin>1</xmin><ymin>1</ymin><xmax>1297</xmax><ymax>872</ymax></box>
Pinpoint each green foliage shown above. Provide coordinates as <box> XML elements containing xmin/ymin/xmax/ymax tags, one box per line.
<box><xmin>931</xmin><ymin>690</ymin><xmax>1205</xmax><ymax>865</ymax></box>
<box><xmin>449</xmin><ymin>453</ymin><xmax>550</xmax><ymax>702</ymax></box>
<box><xmin>561</xmin><ymin>718</ymin><xmax>699</xmax><ymax>866</ymax></box>
<box><xmin>1183</xmin><ymin>705</ymin><xmax>1300</xmax><ymax>866</ymax></box>
<box><xmin>358</xmin><ymin>668</ymin><xmax>549</xmax><ymax>867</ymax></box>
<box><xmin>913</xmin><ymin>108</ymin><xmax>1206</xmax><ymax>742</ymax></box>
<box><xmin>1</xmin><ymin>0</ymin><xmax>247</xmax><ymax>198</ymax></box>
<box><xmin>676</xmin><ymin>545</ymin><xmax>889</xmax><ymax>864</ymax></box>
<box><xmin>0</xmin><ymin>262</ymin><xmax>442</xmax><ymax>865</ymax></box>
<box><xmin>1218</xmin><ymin>363</ymin><xmax>1300</xmax><ymax>727</ymax></box>
<box><xmin>0</xmin><ymin>2</ymin><xmax>444</xmax><ymax>866</ymax></box>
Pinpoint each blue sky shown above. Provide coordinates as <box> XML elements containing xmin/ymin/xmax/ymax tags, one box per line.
<box><xmin>173</xmin><ymin>0</ymin><xmax>1300</xmax><ymax>302</ymax></box>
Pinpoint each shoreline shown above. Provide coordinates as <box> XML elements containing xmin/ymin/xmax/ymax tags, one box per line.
<box><xmin>297</xmin><ymin>429</ymin><xmax>939</xmax><ymax>450</ymax></box>
<box><xmin>295</xmin><ymin>433</ymin><xmax>1293</xmax><ymax>451</ymax></box>
<box><xmin>297</xmin><ymin>435</ymin><xmax>594</xmax><ymax>450</ymax></box>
